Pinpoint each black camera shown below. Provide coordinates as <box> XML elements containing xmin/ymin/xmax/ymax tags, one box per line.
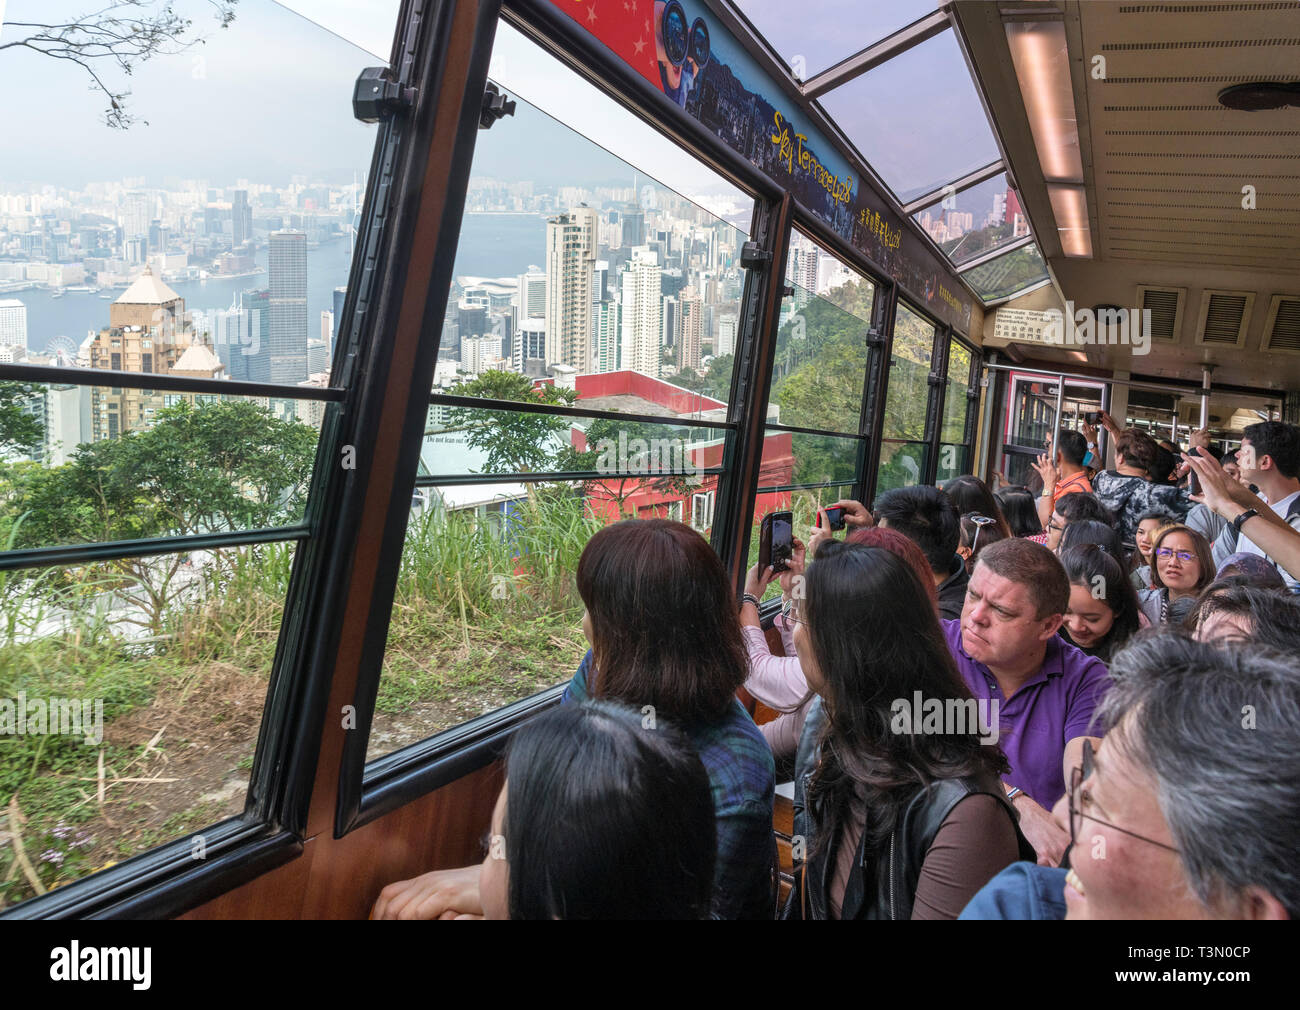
<box><xmin>823</xmin><ymin>506</ymin><xmax>846</xmax><ymax>532</ymax></box>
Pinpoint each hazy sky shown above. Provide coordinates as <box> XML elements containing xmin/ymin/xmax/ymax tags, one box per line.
<box><xmin>0</xmin><ymin>0</ymin><xmax>746</xmax><ymax>208</ymax></box>
<box><xmin>0</xmin><ymin>0</ymin><xmax>384</xmax><ymax>188</ymax></box>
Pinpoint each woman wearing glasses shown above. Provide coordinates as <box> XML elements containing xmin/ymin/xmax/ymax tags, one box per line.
<box><xmin>785</xmin><ymin>541</ymin><xmax>1035</xmax><ymax>919</ymax></box>
<box><xmin>1136</xmin><ymin>524</ymin><xmax>1214</xmax><ymax>626</ymax></box>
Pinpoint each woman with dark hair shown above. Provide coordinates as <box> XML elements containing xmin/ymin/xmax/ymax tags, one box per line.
<box><xmin>788</xmin><ymin>542</ymin><xmax>1034</xmax><ymax>919</ymax></box>
<box><xmin>1137</xmin><ymin>523</ymin><xmax>1215</xmax><ymax>626</ymax></box>
<box><xmin>375</xmin><ymin>700</ymin><xmax>717</xmax><ymax>920</ymax></box>
<box><xmin>1191</xmin><ymin>580</ymin><xmax>1300</xmax><ymax>650</ymax></box>
<box><xmin>1056</xmin><ymin>518</ymin><xmax>1127</xmax><ymax>566</ymax></box>
<box><xmin>374</xmin><ymin>519</ymin><xmax>775</xmax><ymax>921</ymax></box>
<box><xmin>1129</xmin><ymin>509</ymin><xmax>1177</xmax><ymax>590</ymax></box>
<box><xmin>482</xmin><ymin>701</ymin><xmax>716</xmax><ymax>919</ymax></box>
<box><xmin>1058</xmin><ymin>545</ymin><xmax>1141</xmax><ymax>663</ymax></box>
<box><xmin>742</xmin><ymin>524</ymin><xmax>936</xmax><ymax>767</ymax></box>
<box><xmin>942</xmin><ymin>475</ymin><xmax>1013</xmax><ymax>539</ymax></box>
<box><xmin>995</xmin><ymin>486</ymin><xmax>1044</xmax><ymax>538</ymax></box>
<box><xmin>958</xmin><ymin>512</ymin><xmax>1007</xmax><ymax>574</ymax></box>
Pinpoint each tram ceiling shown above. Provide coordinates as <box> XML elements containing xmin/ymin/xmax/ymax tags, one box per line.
<box><xmin>956</xmin><ymin>0</ymin><xmax>1300</xmax><ymax>393</ymax></box>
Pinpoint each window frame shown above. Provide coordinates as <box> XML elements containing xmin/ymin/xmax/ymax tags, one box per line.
<box><xmin>3</xmin><ymin>0</ymin><xmax>987</xmax><ymax>918</ymax></box>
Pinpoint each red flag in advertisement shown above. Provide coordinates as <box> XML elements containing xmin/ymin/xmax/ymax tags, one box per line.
<box><xmin>550</xmin><ymin>0</ymin><xmax>663</xmax><ymax>92</ymax></box>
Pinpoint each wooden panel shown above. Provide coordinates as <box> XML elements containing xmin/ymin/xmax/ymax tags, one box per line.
<box><xmin>182</xmin><ymin>762</ymin><xmax>502</xmax><ymax>920</ymax></box>
<box><xmin>773</xmin><ymin>794</ymin><xmax>794</xmax><ymax>838</ymax></box>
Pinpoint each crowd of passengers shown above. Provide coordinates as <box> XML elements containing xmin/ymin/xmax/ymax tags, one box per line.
<box><xmin>372</xmin><ymin>417</ymin><xmax>1300</xmax><ymax>920</ymax></box>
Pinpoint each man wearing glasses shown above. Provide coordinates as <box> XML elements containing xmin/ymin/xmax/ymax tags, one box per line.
<box><xmin>961</xmin><ymin>632</ymin><xmax>1296</xmax><ymax>919</ymax></box>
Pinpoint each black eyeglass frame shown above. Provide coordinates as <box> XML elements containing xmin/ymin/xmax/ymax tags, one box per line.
<box><xmin>1068</xmin><ymin>739</ymin><xmax>1180</xmax><ymax>855</ymax></box>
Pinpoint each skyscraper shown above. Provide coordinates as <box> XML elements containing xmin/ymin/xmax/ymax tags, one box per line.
<box><xmin>516</xmin><ymin>269</ymin><xmax>546</xmax><ymax>318</ymax></box>
<box><xmin>592</xmin><ymin>300</ymin><xmax>620</xmax><ymax>374</ymax></box>
<box><xmin>716</xmin><ymin>313</ymin><xmax>738</xmax><ymax>358</ymax></box>
<box><xmin>619</xmin><ymin>246</ymin><xmax>663</xmax><ymax>378</ymax></box>
<box><xmin>0</xmin><ymin>299</ymin><xmax>28</xmax><ymax>352</ymax></box>
<box><xmin>680</xmin><ymin>287</ymin><xmax>705</xmax><ymax>372</ymax></box>
<box><xmin>232</xmin><ymin>189</ymin><xmax>253</xmax><ymax>246</ymax></box>
<box><xmin>332</xmin><ymin>286</ymin><xmax>347</xmax><ymax>356</ymax></box>
<box><xmin>514</xmin><ymin>318</ymin><xmax>546</xmax><ymax>374</ymax></box>
<box><xmin>544</xmin><ymin>207</ymin><xmax>598</xmax><ymax>372</ymax></box>
<box><xmin>622</xmin><ymin>202</ymin><xmax>645</xmax><ymax>248</ymax></box>
<box><xmin>268</xmin><ymin>230</ymin><xmax>308</xmax><ymax>383</ymax></box>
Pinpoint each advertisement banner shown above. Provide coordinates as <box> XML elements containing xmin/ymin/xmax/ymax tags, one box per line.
<box><xmin>547</xmin><ymin>0</ymin><xmax>976</xmax><ymax>332</ymax></box>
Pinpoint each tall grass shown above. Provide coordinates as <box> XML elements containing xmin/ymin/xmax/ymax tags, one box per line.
<box><xmin>0</xmin><ymin>491</ymin><xmax>609</xmax><ymax>905</ymax></box>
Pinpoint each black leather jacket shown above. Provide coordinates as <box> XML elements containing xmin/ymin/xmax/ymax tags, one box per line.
<box><xmin>787</xmin><ymin>698</ymin><xmax>1036</xmax><ymax>920</ymax></box>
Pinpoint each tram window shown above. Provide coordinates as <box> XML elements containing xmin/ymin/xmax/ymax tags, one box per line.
<box><xmin>735</xmin><ymin>0</ymin><xmax>940</xmax><ymax>81</ymax></box>
<box><xmin>445</xmin><ymin>31</ymin><xmax>752</xmax><ymax>413</ymax></box>
<box><xmin>772</xmin><ymin>233</ymin><xmax>875</xmax><ymax>434</ymax></box>
<box><xmin>361</xmin><ymin>30</ymin><xmax>756</xmax><ymax>763</ymax></box>
<box><xmin>0</xmin><ymin>390</ymin><xmax>318</xmax><ymax>551</ymax></box>
<box><xmin>816</xmin><ymin>29</ymin><xmax>1001</xmax><ymax>203</ymax></box>
<box><xmin>0</xmin><ymin>0</ymin><xmax>380</xmax><ymax>909</ymax></box>
<box><xmin>0</xmin><ymin>540</ymin><xmax>295</xmax><ymax>907</ymax></box>
<box><xmin>877</xmin><ymin>302</ymin><xmax>935</xmax><ymax>491</ymax></box>
<box><xmin>962</xmin><ymin>243</ymin><xmax>1049</xmax><ymax>303</ymax></box>
<box><xmin>911</xmin><ymin>173</ymin><xmax>1027</xmax><ymax>268</ymax></box>
<box><xmin>367</xmin><ymin>460</ymin><xmax>730</xmax><ymax>761</ymax></box>
<box><xmin>936</xmin><ymin>341</ymin><xmax>975</xmax><ymax>483</ymax></box>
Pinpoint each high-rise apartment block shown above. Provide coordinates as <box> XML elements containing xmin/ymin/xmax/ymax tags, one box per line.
<box><xmin>268</xmin><ymin>230</ymin><xmax>308</xmax><ymax>383</ymax></box>
<box><xmin>679</xmin><ymin>287</ymin><xmax>705</xmax><ymax>372</ymax></box>
<box><xmin>544</xmin><ymin>207</ymin><xmax>598</xmax><ymax>372</ymax></box>
<box><xmin>619</xmin><ymin>246</ymin><xmax>663</xmax><ymax>378</ymax></box>
<box><xmin>0</xmin><ymin>299</ymin><xmax>28</xmax><ymax>352</ymax></box>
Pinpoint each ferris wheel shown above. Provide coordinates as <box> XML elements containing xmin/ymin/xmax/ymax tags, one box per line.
<box><xmin>44</xmin><ymin>335</ymin><xmax>79</xmax><ymax>366</ymax></box>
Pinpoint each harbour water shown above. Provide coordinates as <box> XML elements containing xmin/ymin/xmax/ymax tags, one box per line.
<box><xmin>12</xmin><ymin>213</ymin><xmax>550</xmax><ymax>354</ymax></box>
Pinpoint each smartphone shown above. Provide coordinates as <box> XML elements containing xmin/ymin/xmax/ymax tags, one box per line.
<box><xmin>758</xmin><ymin>510</ymin><xmax>794</xmax><ymax>573</ymax></box>
<box><xmin>823</xmin><ymin>506</ymin><xmax>846</xmax><ymax>532</ymax></box>
<box><xmin>1186</xmin><ymin>446</ymin><xmax>1202</xmax><ymax>496</ymax></box>
<box><xmin>1084</xmin><ymin>411</ymin><xmax>1102</xmax><ymax>426</ymax></box>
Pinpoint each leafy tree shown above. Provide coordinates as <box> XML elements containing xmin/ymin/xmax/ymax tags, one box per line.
<box><xmin>5</xmin><ymin>399</ymin><xmax>315</xmax><ymax>632</ymax></box>
<box><xmin>0</xmin><ymin>381</ymin><xmax>44</xmax><ymax>456</ymax></box>
<box><xmin>442</xmin><ymin>370</ymin><xmax>578</xmax><ymax>476</ymax></box>
<box><xmin>1</xmin><ymin>0</ymin><xmax>238</xmax><ymax>128</ymax></box>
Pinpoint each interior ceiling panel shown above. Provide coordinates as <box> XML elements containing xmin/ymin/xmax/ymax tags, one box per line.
<box><xmin>955</xmin><ymin>0</ymin><xmax>1300</xmax><ymax>392</ymax></box>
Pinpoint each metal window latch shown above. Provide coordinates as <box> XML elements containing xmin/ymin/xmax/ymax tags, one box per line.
<box><xmin>740</xmin><ymin>241</ymin><xmax>772</xmax><ymax>269</ymax></box>
<box><xmin>967</xmin><ymin>387</ymin><xmax>981</xmax><ymax>400</ymax></box>
<box><xmin>927</xmin><ymin>371</ymin><xmax>944</xmax><ymax>387</ymax></box>
<box><xmin>781</xmin><ymin>284</ymin><xmax>795</xmax><ymax>298</ymax></box>
<box><xmin>866</xmin><ymin>328</ymin><xmax>886</xmax><ymax>349</ymax></box>
<box><xmin>353</xmin><ymin>67</ymin><xmax>416</xmax><ymax>123</ymax></box>
<box><xmin>480</xmin><ymin>82</ymin><xmax>516</xmax><ymax>130</ymax></box>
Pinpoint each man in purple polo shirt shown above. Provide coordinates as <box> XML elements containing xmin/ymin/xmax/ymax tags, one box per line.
<box><xmin>942</xmin><ymin>538</ymin><xmax>1111</xmax><ymax>866</ymax></box>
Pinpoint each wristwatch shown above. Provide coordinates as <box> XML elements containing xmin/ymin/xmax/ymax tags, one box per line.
<box><xmin>1231</xmin><ymin>508</ymin><xmax>1259</xmax><ymax>534</ymax></box>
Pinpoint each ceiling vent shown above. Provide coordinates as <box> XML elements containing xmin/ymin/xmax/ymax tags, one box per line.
<box><xmin>1195</xmin><ymin>290</ymin><xmax>1254</xmax><ymax>348</ymax></box>
<box><xmin>1262</xmin><ymin>295</ymin><xmax>1300</xmax><ymax>354</ymax></box>
<box><xmin>1217</xmin><ymin>82</ymin><xmax>1300</xmax><ymax>111</ymax></box>
<box><xmin>1135</xmin><ymin>285</ymin><xmax>1185</xmax><ymax>343</ymax></box>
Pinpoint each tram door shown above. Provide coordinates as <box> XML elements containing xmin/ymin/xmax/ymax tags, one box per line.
<box><xmin>998</xmin><ymin>371</ymin><xmax>1108</xmax><ymax>489</ymax></box>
